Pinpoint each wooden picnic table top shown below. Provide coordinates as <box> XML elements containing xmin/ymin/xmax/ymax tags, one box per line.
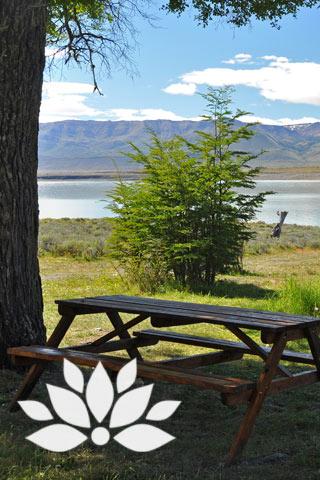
<box><xmin>56</xmin><ymin>294</ymin><xmax>320</xmax><ymax>333</ymax></box>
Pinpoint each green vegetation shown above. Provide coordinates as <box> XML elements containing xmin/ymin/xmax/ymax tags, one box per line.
<box><xmin>165</xmin><ymin>0</ymin><xmax>320</xmax><ymax>28</ymax></box>
<box><xmin>109</xmin><ymin>88</ymin><xmax>268</xmax><ymax>291</ymax></box>
<box><xmin>39</xmin><ymin>218</ymin><xmax>112</xmax><ymax>259</ymax></box>
<box><xmin>39</xmin><ymin>218</ymin><xmax>320</xmax><ymax>259</ymax></box>
<box><xmin>272</xmin><ymin>277</ymin><xmax>320</xmax><ymax>317</ymax></box>
<box><xmin>1</xmin><ymin>249</ymin><xmax>320</xmax><ymax>479</ymax></box>
<box><xmin>245</xmin><ymin>222</ymin><xmax>320</xmax><ymax>255</ymax></box>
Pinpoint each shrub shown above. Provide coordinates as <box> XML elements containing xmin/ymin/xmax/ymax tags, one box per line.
<box><xmin>109</xmin><ymin>87</ymin><xmax>269</xmax><ymax>292</ymax></box>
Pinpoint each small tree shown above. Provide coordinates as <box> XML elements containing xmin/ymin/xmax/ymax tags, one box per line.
<box><xmin>109</xmin><ymin>87</ymin><xmax>268</xmax><ymax>292</ymax></box>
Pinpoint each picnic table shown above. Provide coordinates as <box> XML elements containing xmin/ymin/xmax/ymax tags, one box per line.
<box><xmin>8</xmin><ymin>294</ymin><xmax>320</xmax><ymax>465</ymax></box>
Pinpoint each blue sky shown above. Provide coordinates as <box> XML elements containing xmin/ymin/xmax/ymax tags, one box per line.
<box><xmin>42</xmin><ymin>5</ymin><xmax>320</xmax><ymax>125</ymax></box>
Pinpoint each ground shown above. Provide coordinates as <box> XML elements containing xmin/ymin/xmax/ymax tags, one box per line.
<box><xmin>1</xmin><ymin>248</ymin><xmax>320</xmax><ymax>480</ymax></box>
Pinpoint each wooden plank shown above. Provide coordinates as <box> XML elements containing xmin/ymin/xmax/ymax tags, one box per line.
<box><xmin>63</xmin><ymin>336</ymin><xmax>158</xmax><ymax>354</ymax></box>
<box><xmin>225</xmin><ymin>332</ymin><xmax>287</xmax><ymax>466</ymax></box>
<box><xmin>222</xmin><ymin>370</ymin><xmax>319</xmax><ymax>406</ymax></box>
<box><xmin>58</xmin><ymin>295</ymin><xmax>317</xmax><ymax>324</ymax></box>
<box><xmin>99</xmin><ymin>301</ymin><xmax>292</xmax><ymax>330</ymax></box>
<box><xmin>8</xmin><ymin>313</ymin><xmax>75</xmax><ymax>412</ymax></box>
<box><xmin>156</xmin><ymin>351</ymin><xmax>243</xmax><ymax>368</ymax></box>
<box><xmin>135</xmin><ymin>329</ymin><xmax>315</xmax><ymax>365</ymax></box>
<box><xmin>11</xmin><ymin>337</ymin><xmax>156</xmax><ymax>365</ymax></box>
<box><xmin>7</xmin><ymin>346</ymin><xmax>254</xmax><ymax>393</ymax></box>
<box><xmin>112</xmin><ymin>295</ymin><xmax>315</xmax><ymax>321</ymax></box>
<box><xmin>102</xmin><ymin>296</ymin><xmax>318</xmax><ymax>324</ymax></box>
<box><xmin>14</xmin><ymin>351</ymin><xmax>233</xmax><ymax>369</ymax></box>
<box><xmin>227</xmin><ymin>325</ymin><xmax>292</xmax><ymax>377</ymax></box>
<box><xmin>100</xmin><ymin>301</ymin><xmax>300</xmax><ymax>327</ymax></box>
<box><xmin>135</xmin><ymin>329</ymin><xmax>243</xmax><ymax>349</ymax></box>
<box><xmin>106</xmin><ymin>311</ymin><xmax>143</xmax><ymax>361</ymax></box>
<box><xmin>56</xmin><ymin>297</ymin><xmax>319</xmax><ymax>331</ymax></box>
<box><xmin>150</xmin><ymin>313</ymin><xmax>288</xmax><ymax>331</ymax></box>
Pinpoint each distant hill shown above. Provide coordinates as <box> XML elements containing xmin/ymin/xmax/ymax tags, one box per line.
<box><xmin>38</xmin><ymin>120</ymin><xmax>320</xmax><ymax>173</ymax></box>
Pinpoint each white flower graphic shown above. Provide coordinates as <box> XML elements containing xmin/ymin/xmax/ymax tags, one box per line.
<box><xmin>19</xmin><ymin>359</ymin><xmax>180</xmax><ymax>453</ymax></box>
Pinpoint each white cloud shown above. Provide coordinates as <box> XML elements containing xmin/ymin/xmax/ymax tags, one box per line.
<box><xmin>162</xmin><ymin>83</ymin><xmax>196</xmax><ymax>95</ymax></box>
<box><xmin>42</xmin><ymin>82</ymin><xmax>94</xmax><ymax>96</ymax></box>
<box><xmin>45</xmin><ymin>47</ymin><xmax>64</xmax><ymax>59</ymax></box>
<box><xmin>107</xmin><ymin>108</ymin><xmax>200</xmax><ymax>121</ymax></box>
<box><xmin>223</xmin><ymin>53</ymin><xmax>253</xmax><ymax>65</ymax></box>
<box><xmin>40</xmin><ymin>81</ymin><xmax>200</xmax><ymax>123</ymax></box>
<box><xmin>260</xmin><ymin>55</ymin><xmax>289</xmax><ymax>63</ymax></box>
<box><xmin>164</xmin><ymin>55</ymin><xmax>320</xmax><ymax>106</ymax></box>
<box><xmin>40</xmin><ymin>82</ymin><xmax>103</xmax><ymax>122</ymax></box>
<box><xmin>239</xmin><ymin>114</ymin><xmax>320</xmax><ymax>126</ymax></box>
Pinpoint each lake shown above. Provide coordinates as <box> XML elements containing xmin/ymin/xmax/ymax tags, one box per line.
<box><xmin>38</xmin><ymin>179</ymin><xmax>320</xmax><ymax>226</ymax></box>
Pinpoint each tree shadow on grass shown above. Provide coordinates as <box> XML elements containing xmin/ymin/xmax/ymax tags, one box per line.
<box><xmin>199</xmin><ymin>280</ymin><xmax>274</xmax><ymax>300</ymax></box>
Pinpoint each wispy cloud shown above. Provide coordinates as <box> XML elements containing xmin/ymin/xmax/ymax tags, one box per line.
<box><xmin>260</xmin><ymin>55</ymin><xmax>289</xmax><ymax>63</ymax></box>
<box><xmin>239</xmin><ymin>114</ymin><xmax>320</xmax><ymax>126</ymax></box>
<box><xmin>107</xmin><ymin>108</ymin><xmax>200</xmax><ymax>121</ymax></box>
<box><xmin>40</xmin><ymin>82</ymin><xmax>103</xmax><ymax>122</ymax></box>
<box><xmin>164</xmin><ymin>55</ymin><xmax>320</xmax><ymax>106</ymax></box>
<box><xmin>222</xmin><ymin>53</ymin><xmax>253</xmax><ymax>65</ymax></box>
<box><xmin>162</xmin><ymin>83</ymin><xmax>196</xmax><ymax>96</ymax></box>
<box><xmin>40</xmin><ymin>82</ymin><xmax>200</xmax><ymax>123</ymax></box>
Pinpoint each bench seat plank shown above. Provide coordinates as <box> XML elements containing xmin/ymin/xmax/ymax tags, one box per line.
<box><xmin>7</xmin><ymin>346</ymin><xmax>253</xmax><ymax>394</ymax></box>
<box><xmin>134</xmin><ymin>329</ymin><xmax>315</xmax><ymax>365</ymax></box>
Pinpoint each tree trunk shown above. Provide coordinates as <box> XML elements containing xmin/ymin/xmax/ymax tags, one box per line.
<box><xmin>0</xmin><ymin>0</ymin><xmax>47</xmax><ymax>366</ymax></box>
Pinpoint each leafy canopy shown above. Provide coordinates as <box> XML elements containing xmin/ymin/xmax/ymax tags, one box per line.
<box><xmin>164</xmin><ymin>0</ymin><xmax>320</xmax><ymax>27</ymax></box>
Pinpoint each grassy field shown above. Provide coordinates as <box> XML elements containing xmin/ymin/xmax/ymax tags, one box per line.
<box><xmin>1</xmin><ymin>246</ymin><xmax>320</xmax><ymax>479</ymax></box>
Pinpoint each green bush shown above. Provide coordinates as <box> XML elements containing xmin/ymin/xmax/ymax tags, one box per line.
<box><xmin>109</xmin><ymin>87</ymin><xmax>268</xmax><ymax>291</ymax></box>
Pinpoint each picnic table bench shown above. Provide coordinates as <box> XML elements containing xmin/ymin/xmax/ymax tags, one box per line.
<box><xmin>7</xmin><ymin>294</ymin><xmax>320</xmax><ymax>465</ymax></box>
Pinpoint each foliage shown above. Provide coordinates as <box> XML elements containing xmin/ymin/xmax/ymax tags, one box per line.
<box><xmin>109</xmin><ymin>87</ymin><xmax>268</xmax><ymax>291</ymax></box>
<box><xmin>164</xmin><ymin>0</ymin><xmax>320</xmax><ymax>27</ymax></box>
<box><xmin>46</xmin><ymin>0</ymin><xmax>150</xmax><ymax>92</ymax></box>
<box><xmin>39</xmin><ymin>218</ymin><xmax>111</xmax><ymax>259</ymax></box>
<box><xmin>272</xmin><ymin>276</ymin><xmax>320</xmax><ymax>317</ymax></box>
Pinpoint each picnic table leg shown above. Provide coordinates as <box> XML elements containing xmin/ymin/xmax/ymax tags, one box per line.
<box><xmin>227</xmin><ymin>325</ymin><xmax>291</xmax><ymax>377</ymax></box>
<box><xmin>106</xmin><ymin>311</ymin><xmax>143</xmax><ymax>361</ymax></box>
<box><xmin>9</xmin><ymin>312</ymin><xmax>75</xmax><ymax>412</ymax></box>
<box><xmin>305</xmin><ymin>326</ymin><xmax>320</xmax><ymax>376</ymax></box>
<box><xmin>225</xmin><ymin>332</ymin><xmax>287</xmax><ymax>466</ymax></box>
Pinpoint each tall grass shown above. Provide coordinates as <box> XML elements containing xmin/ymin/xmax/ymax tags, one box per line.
<box><xmin>39</xmin><ymin>218</ymin><xmax>112</xmax><ymax>259</ymax></box>
<box><xmin>271</xmin><ymin>276</ymin><xmax>320</xmax><ymax>317</ymax></box>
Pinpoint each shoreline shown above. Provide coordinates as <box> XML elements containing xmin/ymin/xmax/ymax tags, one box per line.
<box><xmin>37</xmin><ymin>166</ymin><xmax>320</xmax><ymax>181</ymax></box>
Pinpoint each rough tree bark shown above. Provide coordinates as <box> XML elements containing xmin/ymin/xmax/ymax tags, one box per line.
<box><xmin>0</xmin><ymin>0</ymin><xmax>47</xmax><ymax>366</ymax></box>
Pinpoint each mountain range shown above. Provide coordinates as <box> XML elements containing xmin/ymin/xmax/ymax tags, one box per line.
<box><xmin>38</xmin><ymin>119</ymin><xmax>320</xmax><ymax>173</ymax></box>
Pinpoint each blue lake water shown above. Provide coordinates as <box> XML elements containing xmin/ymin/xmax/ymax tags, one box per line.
<box><xmin>38</xmin><ymin>179</ymin><xmax>320</xmax><ymax>226</ymax></box>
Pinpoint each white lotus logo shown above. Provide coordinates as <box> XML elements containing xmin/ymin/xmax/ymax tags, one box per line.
<box><xmin>19</xmin><ymin>359</ymin><xmax>180</xmax><ymax>453</ymax></box>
